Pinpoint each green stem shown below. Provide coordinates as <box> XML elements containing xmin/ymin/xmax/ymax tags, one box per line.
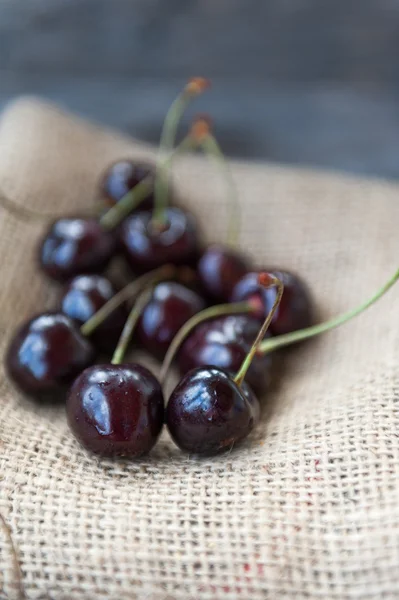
<box><xmin>111</xmin><ymin>287</ymin><xmax>153</xmax><ymax>364</ymax></box>
<box><xmin>199</xmin><ymin>135</ymin><xmax>241</xmax><ymax>247</ymax></box>
<box><xmin>152</xmin><ymin>87</ymin><xmax>207</xmax><ymax>227</ymax></box>
<box><xmin>80</xmin><ymin>264</ymin><xmax>176</xmax><ymax>337</ymax></box>
<box><xmin>160</xmin><ymin>301</ymin><xmax>252</xmax><ymax>383</ymax></box>
<box><xmin>259</xmin><ymin>267</ymin><xmax>399</xmax><ymax>355</ymax></box>
<box><xmin>100</xmin><ymin>137</ymin><xmax>194</xmax><ymax>231</ymax></box>
<box><xmin>234</xmin><ymin>276</ymin><xmax>284</xmax><ymax>387</ymax></box>
<box><xmin>159</xmin><ymin>93</ymin><xmax>191</xmax><ymax>162</ymax></box>
<box><xmin>100</xmin><ymin>177</ymin><xmax>153</xmax><ymax>230</ymax></box>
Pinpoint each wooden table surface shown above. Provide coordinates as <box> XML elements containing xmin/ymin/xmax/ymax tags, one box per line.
<box><xmin>2</xmin><ymin>0</ymin><xmax>399</xmax><ymax>179</ymax></box>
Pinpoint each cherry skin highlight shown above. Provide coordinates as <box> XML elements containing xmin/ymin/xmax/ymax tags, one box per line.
<box><xmin>138</xmin><ymin>282</ymin><xmax>206</xmax><ymax>358</ymax></box>
<box><xmin>197</xmin><ymin>244</ymin><xmax>250</xmax><ymax>302</ymax></box>
<box><xmin>39</xmin><ymin>217</ymin><xmax>117</xmax><ymax>282</ymax></box>
<box><xmin>178</xmin><ymin>314</ymin><xmax>272</xmax><ymax>392</ymax></box>
<box><xmin>101</xmin><ymin>159</ymin><xmax>155</xmax><ymax>210</ymax></box>
<box><xmin>67</xmin><ymin>363</ymin><xmax>164</xmax><ymax>457</ymax></box>
<box><xmin>231</xmin><ymin>270</ymin><xmax>312</xmax><ymax>336</ymax></box>
<box><xmin>59</xmin><ymin>274</ymin><xmax>128</xmax><ymax>353</ymax></box>
<box><xmin>5</xmin><ymin>312</ymin><xmax>96</xmax><ymax>399</ymax></box>
<box><xmin>119</xmin><ymin>207</ymin><xmax>199</xmax><ymax>274</ymax></box>
<box><xmin>166</xmin><ymin>366</ymin><xmax>260</xmax><ymax>455</ymax></box>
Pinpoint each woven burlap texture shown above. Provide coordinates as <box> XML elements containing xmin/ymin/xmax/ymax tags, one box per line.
<box><xmin>0</xmin><ymin>98</ymin><xmax>399</xmax><ymax>600</ymax></box>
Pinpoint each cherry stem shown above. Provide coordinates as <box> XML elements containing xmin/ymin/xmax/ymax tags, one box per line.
<box><xmin>259</xmin><ymin>266</ymin><xmax>399</xmax><ymax>355</ymax></box>
<box><xmin>160</xmin><ymin>301</ymin><xmax>253</xmax><ymax>384</ymax></box>
<box><xmin>111</xmin><ymin>287</ymin><xmax>154</xmax><ymax>365</ymax></box>
<box><xmin>100</xmin><ymin>175</ymin><xmax>152</xmax><ymax>230</ymax></box>
<box><xmin>80</xmin><ymin>264</ymin><xmax>176</xmax><ymax>337</ymax></box>
<box><xmin>234</xmin><ymin>274</ymin><xmax>284</xmax><ymax>388</ymax></box>
<box><xmin>199</xmin><ymin>134</ymin><xmax>241</xmax><ymax>247</ymax></box>
<box><xmin>152</xmin><ymin>78</ymin><xmax>210</xmax><ymax>229</ymax></box>
<box><xmin>100</xmin><ymin>137</ymin><xmax>194</xmax><ymax>231</ymax></box>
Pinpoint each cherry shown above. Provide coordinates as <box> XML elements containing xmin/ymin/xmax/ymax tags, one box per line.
<box><xmin>119</xmin><ymin>207</ymin><xmax>199</xmax><ymax>274</ymax></box>
<box><xmin>138</xmin><ymin>281</ymin><xmax>205</xmax><ymax>358</ymax></box>
<box><xmin>166</xmin><ymin>366</ymin><xmax>259</xmax><ymax>455</ymax></box>
<box><xmin>39</xmin><ymin>217</ymin><xmax>117</xmax><ymax>282</ymax></box>
<box><xmin>67</xmin><ymin>363</ymin><xmax>164</xmax><ymax>456</ymax></box>
<box><xmin>163</xmin><ymin>272</ymin><xmax>284</xmax><ymax>455</ymax></box>
<box><xmin>197</xmin><ymin>244</ymin><xmax>249</xmax><ymax>302</ymax></box>
<box><xmin>101</xmin><ymin>159</ymin><xmax>155</xmax><ymax>210</ymax></box>
<box><xmin>59</xmin><ymin>274</ymin><xmax>128</xmax><ymax>353</ymax></box>
<box><xmin>231</xmin><ymin>270</ymin><xmax>312</xmax><ymax>336</ymax></box>
<box><xmin>178</xmin><ymin>315</ymin><xmax>272</xmax><ymax>392</ymax></box>
<box><xmin>5</xmin><ymin>312</ymin><xmax>95</xmax><ymax>399</ymax></box>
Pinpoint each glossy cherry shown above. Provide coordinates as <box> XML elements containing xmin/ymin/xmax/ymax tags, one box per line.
<box><xmin>119</xmin><ymin>207</ymin><xmax>199</xmax><ymax>274</ymax></box>
<box><xmin>166</xmin><ymin>366</ymin><xmax>260</xmax><ymax>455</ymax></box>
<box><xmin>59</xmin><ymin>274</ymin><xmax>128</xmax><ymax>353</ymax></box>
<box><xmin>5</xmin><ymin>312</ymin><xmax>96</xmax><ymax>399</ymax></box>
<box><xmin>138</xmin><ymin>282</ymin><xmax>205</xmax><ymax>358</ymax></box>
<box><xmin>39</xmin><ymin>217</ymin><xmax>117</xmax><ymax>282</ymax></box>
<box><xmin>197</xmin><ymin>244</ymin><xmax>250</xmax><ymax>302</ymax></box>
<box><xmin>67</xmin><ymin>363</ymin><xmax>164</xmax><ymax>456</ymax></box>
<box><xmin>101</xmin><ymin>159</ymin><xmax>155</xmax><ymax>210</ymax></box>
<box><xmin>178</xmin><ymin>315</ymin><xmax>272</xmax><ymax>392</ymax></box>
<box><xmin>231</xmin><ymin>270</ymin><xmax>312</xmax><ymax>335</ymax></box>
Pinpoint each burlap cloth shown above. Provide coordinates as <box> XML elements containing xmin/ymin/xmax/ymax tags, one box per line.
<box><xmin>0</xmin><ymin>98</ymin><xmax>399</xmax><ymax>600</ymax></box>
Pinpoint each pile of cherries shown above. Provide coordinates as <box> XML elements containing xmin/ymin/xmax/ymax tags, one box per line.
<box><xmin>5</xmin><ymin>79</ymin><xmax>316</xmax><ymax>458</ymax></box>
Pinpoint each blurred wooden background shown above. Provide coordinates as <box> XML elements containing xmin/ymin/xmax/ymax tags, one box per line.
<box><xmin>2</xmin><ymin>0</ymin><xmax>399</xmax><ymax>178</ymax></box>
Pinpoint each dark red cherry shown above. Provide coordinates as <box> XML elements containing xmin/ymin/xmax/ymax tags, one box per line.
<box><xmin>39</xmin><ymin>217</ymin><xmax>117</xmax><ymax>282</ymax></box>
<box><xmin>59</xmin><ymin>274</ymin><xmax>128</xmax><ymax>353</ymax></box>
<box><xmin>119</xmin><ymin>207</ymin><xmax>199</xmax><ymax>274</ymax></box>
<box><xmin>197</xmin><ymin>245</ymin><xmax>250</xmax><ymax>302</ymax></box>
<box><xmin>5</xmin><ymin>312</ymin><xmax>96</xmax><ymax>399</ymax></box>
<box><xmin>231</xmin><ymin>270</ymin><xmax>312</xmax><ymax>335</ymax></box>
<box><xmin>67</xmin><ymin>363</ymin><xmax>164</xmax><ymax>456</ymax></box>
<box><xmin>101</xmin><ymin>159</ymin><xmax>155</xmax><ymax>210</ymax></box>
<box><xmin>178</xmin><ymin>315</ymin><xmax>272</xmax><ymax>392</ymax></box>
<box><xmin>166</xmin><ymin>366</ymin><xmax>260</xmax><ymax>455</ymax></box>
<box><xmin>138</xmin><ymin>282</ymin><xmax>205</xmax><ymax>358</ymax></box>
